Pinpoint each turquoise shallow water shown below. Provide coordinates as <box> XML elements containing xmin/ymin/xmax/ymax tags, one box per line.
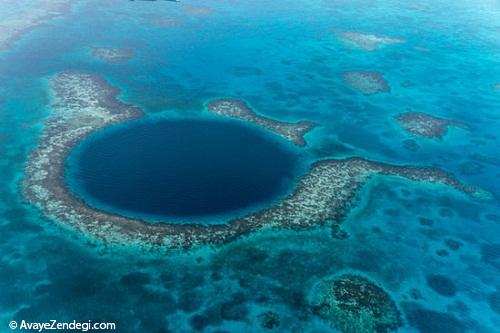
<box><xmin>1</xmin><ymin>0</ymin><xmax>500</xmax><ymax>332</ymax></box>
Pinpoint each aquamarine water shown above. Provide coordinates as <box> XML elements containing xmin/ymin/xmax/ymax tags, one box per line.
<box><xmin>1</xmin><ymin>0</ymin><xmax>500</xmax><ymax>332</ymax></box>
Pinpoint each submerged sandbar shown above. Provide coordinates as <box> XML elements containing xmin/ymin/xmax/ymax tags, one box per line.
<box><xmin>23</xmin><ymin>72</ymin><xmax>488</xmax><ymax>251</ymax></box>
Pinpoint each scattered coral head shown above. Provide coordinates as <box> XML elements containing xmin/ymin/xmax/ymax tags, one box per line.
<box><xmin>311</xmin><ymin>274</ymin><xmax>402</xmax><ymax>333</ymax></box>
<box><xmin>342</xmin><ymin>71</ymin><xmax>390</xmax><ymax>95</ymax></box>
<box><xmin>92</xmin><ymin>47</ymin><xmax>135</xmax><ymax>64</ymax></box>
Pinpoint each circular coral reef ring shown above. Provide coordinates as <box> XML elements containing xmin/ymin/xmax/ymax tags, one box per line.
<box><xmin>310</xmin><ymin>273</ymin><xmax>403</xmax><ymax>333</ymax></box>
<box><xmin>22</xmin><ymin>72</ymin><xmax>490</xmax><ymax>252</ymax></box>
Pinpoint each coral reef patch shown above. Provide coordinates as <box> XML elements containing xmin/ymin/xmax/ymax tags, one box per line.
<box><xmin>337</xmin><ymin>31</ymin><xmax>405</xmax><ymax>51</ymax></box>
<box><xmin>91</xmin><ymin>47</ymin><xmax>135</xmax><ymax>63</ymax></box>
<box><xmin>310</xmin><ymin>274</ymin><xmax>402</xmax><ymax>333</ymax></box>
<box><xmin>257</xmin><ymin>311</ymin><xmax>280</xmax><ymax>330</ymax></box>
<box><xmin>396</xmin><ymin>112</ymin><xmax>465</xmax><ymax>139</ymax></box>
<box><xmin>207</xmin><ymin>98</ymin><xmax>317</xmax><ymax>147</ymax></box>
<box><xmin>148</xmin><ymin>16</ymin><xmax>182</xmax><ymax>27</ymax></box>
<box><xmin>342</xmin><ymin>71</ymin><xmax>390</xmax><ymax>95</ymax></box>
<box><xmin>184</xmin><ymin>5</ymin><xmax>213</xmax><ymax>16</ymax></box>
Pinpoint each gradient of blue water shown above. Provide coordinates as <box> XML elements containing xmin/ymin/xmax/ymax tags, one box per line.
<box><xmin>0</xmin><ymin>0</ymin><xmax>499</xmax><ymax>332</ymax></box>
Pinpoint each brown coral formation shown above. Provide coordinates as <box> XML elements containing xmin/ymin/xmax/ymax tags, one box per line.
<box><xmin>338</xmin><ymin>32</ymin><xmax>405</xmax><ymax>51</ymax></box>
<box><xmin>23</xmin><ymin>72</ymin><xmax>488</xmax><ymax>251</ymax></box>
<box><xmin>91</xmin><ymin>47</ymin><xmax>135</xmax><ymax>64</ymax></box>
<box><xmin>342</xmin><ymin>71</ymin><xmax>390</xmax><ymax>95</ymax></box>
<box><xmin>207</xmin><ymin>99</ymin><xmax>317</xmax><ymax>147</ymax></box>
<box><xmin>396</xmin><ymin>112</ymin><xmax>465</xmax><ymax>138</ymax></box>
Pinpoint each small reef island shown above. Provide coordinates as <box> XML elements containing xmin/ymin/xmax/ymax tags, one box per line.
<box><xmin>23</xmin><ymin>72</ymin><xmax>488</xmax><ymax>251</ymax></box>
<box><xmin>91</xmin><ymin>47</ymin><xmax>135</xmax><ymax>64</ymax></box>
<box><xmin>396</xmin><ymin>112</ymin><xmax>466</xmax><ymax>139</ymax></box>
<box><xmin>337</xmin><ymin>31</ymin><xmax>405</xmax><ymax>51</ymax></box>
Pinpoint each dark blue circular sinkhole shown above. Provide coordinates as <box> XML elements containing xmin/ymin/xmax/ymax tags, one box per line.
<box><xmin>66</xmin><ymin>119</ymin><xmax>299</xmax><ymax>221</ymax></box>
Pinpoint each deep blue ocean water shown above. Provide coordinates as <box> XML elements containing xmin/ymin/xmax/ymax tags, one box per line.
<box><xmin>67</xmin><ymin>119</ymin><xmax>299</xmax><ymax>221</ymax></box>
<box><xmin>0</xmin><ymin>0</ymin><xmax>500</xmax><ymax>332</ymax></box>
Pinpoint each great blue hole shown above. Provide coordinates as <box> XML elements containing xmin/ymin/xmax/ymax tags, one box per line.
<box><xmin>65</xmin><ymin>119</ymin><xmax>300</xmax><ymax>222</ymax></box>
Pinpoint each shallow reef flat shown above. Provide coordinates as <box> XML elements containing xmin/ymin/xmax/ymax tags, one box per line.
<box><xmin>342</xmin><ymin>71</ymin><xmax>390</xmax><ymax>95</ymax></box>
<box><xmin>310</xmin><ymin>274</ymin><xmax>402</xmax><ymax>333</ymax></box>
<box><xmin>91</xmin><ymin>47</ymin><xmax>135</xmax><ymax>64</ymax></box>
<box><xmin>207</xmin><ymin>98</ymin><xmax>317</xmax><ymax>147</ymax></box>
<box><xmin>23</xmin><ymin>72</ymin><xmax>489</xmax><ymax>251</ymax></box>
<box><xmin>337</xmin><ymin>31</ymin><xmax>405</xmax><ymax>51</ymax></box>
<box><xmin>234</xmin><ymin>157</ymin><xmax>488</xmax><ymax>233</ymax></box>
<box><xmin>396</xmin><ymin>112</ymin><xmax>466</xmax><ymax>139</ymax></box>
<box><xmin>0</xmin><ymin>0</ymin><xmax>73</xmax><ymax>51</ymax></box>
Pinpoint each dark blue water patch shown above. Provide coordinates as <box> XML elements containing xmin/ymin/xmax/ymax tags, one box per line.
<box><xmin>426</xmin><ymin>274</ymin><xmax>457</xmax><ymax>297</ymax></box>
<box><xmin>488</xmin><ymin>290</ymin><xmax>500</xmax><ymax>315</ymax></box>
<box><xmin>405</xmin><ymin>307</ymin><xmax>467</xmax><ymax>333</ymax></box>
<box><xmin>66</xmin><ymin>118</ymin><xmax>300</xmax><ymax>222</ymax></box>
<box><xmin>480</xmin><ymin>243</ymin><xmax>500</xmax><ymax>270</ymax></box>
